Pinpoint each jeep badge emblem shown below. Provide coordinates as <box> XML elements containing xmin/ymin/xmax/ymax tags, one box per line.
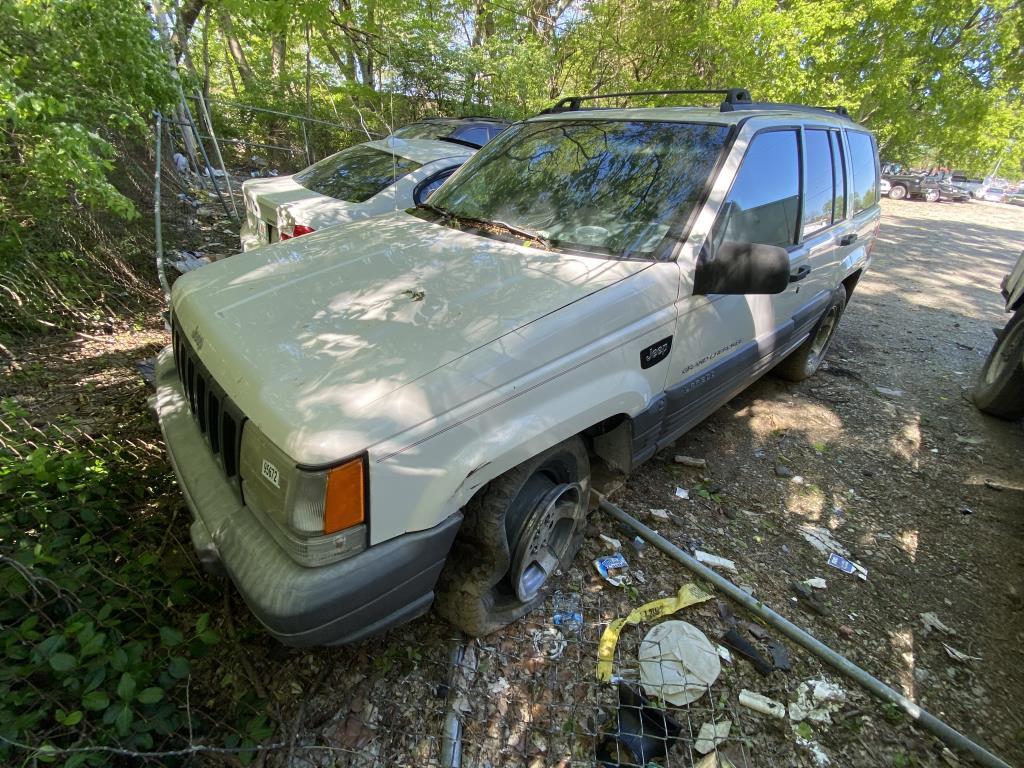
<box><xmin>640</xmin><ymin>336</ymin><xmax>673</xmax><ymax>369</ymax></box>
<box><xmin>190</xmin><ymin>326</ymin><xmax>205</xmax><ymax>350</ymax></box>
<box><xmin>261</xmin><ymin>459</ymin><xmax>280</xmax><ymax>488</ymax></box>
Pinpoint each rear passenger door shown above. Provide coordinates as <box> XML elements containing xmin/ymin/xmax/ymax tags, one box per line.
<box><xmin>767</xmin><ymin>126</ymin><xmax>847</xmax><ymax>333</ymax></box>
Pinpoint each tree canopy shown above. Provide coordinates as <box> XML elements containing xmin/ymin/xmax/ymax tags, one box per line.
<box><xmin>1</xmin><ymin>0</ymin><xmax>1022</xmax><ymax>233</ymax></box>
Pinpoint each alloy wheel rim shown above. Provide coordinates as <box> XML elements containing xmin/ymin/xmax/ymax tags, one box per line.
<box><xmin>510</xmin><ymin>482</ymin><xmax>583</xmax><ymax>602</ymax></box>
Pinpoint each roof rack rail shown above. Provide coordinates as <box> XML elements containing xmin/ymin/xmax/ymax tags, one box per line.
<box><xmin>540</xmin><ymin>88</ymin><xmax>753</xmax><ymax>114</ymax></box>
<box><xmin>719</xmin><ymin>100</ymin><xmax>852</xmax><ymax>119</ymax></box>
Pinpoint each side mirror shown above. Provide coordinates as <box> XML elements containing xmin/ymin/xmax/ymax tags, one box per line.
<box><xmin>693</xmin><ymin>241</ymin><xmax>790</xmax><ymax>295</ymax></box>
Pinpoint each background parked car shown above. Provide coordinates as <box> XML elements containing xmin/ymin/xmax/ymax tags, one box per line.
<box><xmin>923</xmin><ymin>175</ymin><xmax>972</xmax><ymax>202</ymax></box>
<box><xmin>239</xmin><ymin>117</ymin><xmax>509</xmax><ymax>251</ymax></box>
<box><xmin>882</xmin><ymin>172</ymin><xmax>941</xmax><ymax>201</ymax></box>
<box><xmin>982</xmin><ymin>186</ymin><xmax>1010</xmax><ymax>203</ymax></box>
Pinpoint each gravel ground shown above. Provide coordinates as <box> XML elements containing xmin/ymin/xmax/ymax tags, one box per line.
<box><xmin>4</xmin><ymin>196</ymin><xmax>1021</xmax><ymax>767</ymax></box>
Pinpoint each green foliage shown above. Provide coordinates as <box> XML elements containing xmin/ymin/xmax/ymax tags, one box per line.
<box><xmin>0</xmin><ymin>0</ymin><xmax>174</xmax><ymax>233</ymax></box>
<box><xmin>0</xmin><ymin>400</ymin><xmax>264</xmax><ymax>765</ymax></box>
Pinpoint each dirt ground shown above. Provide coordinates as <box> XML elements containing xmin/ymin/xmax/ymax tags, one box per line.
<box><xmin>4</xmin><ymin>196</ymin><xmax>1022</xmax><ymax>767</ymax></box>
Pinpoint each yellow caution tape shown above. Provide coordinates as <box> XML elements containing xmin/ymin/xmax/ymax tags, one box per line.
<box><xmin>596</xmin><ymin>583</ymin><xmax>714</xmax><ymax>682</ymax></box>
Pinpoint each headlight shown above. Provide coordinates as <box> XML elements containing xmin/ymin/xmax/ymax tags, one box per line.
<box><xmin>240</xmin><ymin>424</ymin><xmax>367</xmax><ymax>567</ymax></box>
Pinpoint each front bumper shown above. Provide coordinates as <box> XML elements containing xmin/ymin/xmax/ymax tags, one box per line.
<box><xmin>151</xmin><ymin>346</ymin><xmax>462</xmax><ymax>646</ymax></box>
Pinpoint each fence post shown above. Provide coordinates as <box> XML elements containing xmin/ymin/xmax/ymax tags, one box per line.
<box><xmin>180</xmin><ymin>97</ymin><xmax>237</xmax><ymax>224</ymax></box>
<box><xmin>195</xmin><ymin>90</ymin><xmax>240</xmax><ymax>220</ymax></box>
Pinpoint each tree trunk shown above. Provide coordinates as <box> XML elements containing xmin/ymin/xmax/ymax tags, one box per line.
<box><xmin>271</xmin><ymin>31</ymin><xmax>287</xmax><ymax>90</ymax></box>
<box><xmin>172</xmin><ymin>0</ymin><xmax>206</xmax><ymax>62</ymax></box>
<box><xmin>219</xmin><ymin>10</ymin><xmax>256</xmax><ymax>91</ymax></box>
<box><xmin>322</xmin><ymin>37</ymin><xmax>357</xmax><ymax>82</ymax></box>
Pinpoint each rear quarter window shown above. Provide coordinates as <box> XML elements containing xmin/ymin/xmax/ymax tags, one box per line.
<box><xmin>846</xmin><ymin>130</ymin><xmax>880</xmax><ymax>214</ymax></box>
<box><xmin>294</xmin><ymin>145</ymin><xmax>421</xmax><ymax>202</ymax></box>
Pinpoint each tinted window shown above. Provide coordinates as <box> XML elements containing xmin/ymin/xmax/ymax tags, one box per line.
<box><xmin>294</xmin><ymin>145</ymin><xmax>421</xmax><ymax>202</ymax></box>
<box><xmin>450</xmin><ymin>126</ymin><xmax>491</xmax><ymax>147</ymax></box>
<box><xmin>803</xmin><ymin>129</ymin><xmax>834</xmax><ymax>236</ymax></box>
<box><xmin>391</xmin><ymin>121</ymin><xmax>457</xmax><ymax>140</ymax></box>
<box><xmin>415</xmin><ymin>169</ymin><xmax>456</xmax><ymax>204</ymax></box>
<box><xmin>846</xmin><ymin>130</ymin><xmax>879</xmax><ymax>213</ymax></box>
<box><xmin>714</xmin><ymin>130</ymin><xmax>800</xmax><ymax>249</ymax></box>
<box><xmin>429</xmin><ymin>120</ymin><xmax>730</xmax><ymax>259</ymax></box>
<box><xmin>829</xmin><ymin>131</ymin><xmax>847</xmax><ymax>220</ymax></box>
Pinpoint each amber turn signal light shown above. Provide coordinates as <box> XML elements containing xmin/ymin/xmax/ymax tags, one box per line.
<box><xmin>323</xmin><ymin>457</ymin><xmax>365</xmax><ymax>534</ymax></box>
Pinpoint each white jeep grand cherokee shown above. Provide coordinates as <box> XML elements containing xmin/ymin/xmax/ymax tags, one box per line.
<box><xmin>153</xmin><ymin>88</ymin><xmax>881</xmax><ymax>645</ymax></box>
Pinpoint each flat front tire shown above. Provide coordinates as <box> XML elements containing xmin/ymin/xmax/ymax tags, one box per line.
<box><xmin>775</xmin><ymin>286</ymin><xmax>847</xmax><ymax>382</ymax></box>
<box><xmin>434</xmin><ymin>437</ymin><xmax>591</xmax><ymax>636</ymax></box>
<box><xmin>974</xmin><ymin>309</ymin><xmax>1024</xmax><ymax>419</ymax></box>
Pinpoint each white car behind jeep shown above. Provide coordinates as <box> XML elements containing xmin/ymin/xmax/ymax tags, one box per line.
<box><xmin>154</xmin><ymin>88</ymin><xmax>881</xmax><ymax>645</ymax></box>
<box><xmin>239</xmin><ymin>117</ymin><xmax>508</xmax><ymax>250</ymax></box>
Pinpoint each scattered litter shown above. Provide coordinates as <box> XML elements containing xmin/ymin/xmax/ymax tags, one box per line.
<box><xmin>649</xmin><ymin>508</ymin><xmax>670</xmax><ymax>521</ymax></box>
<box><xmin>774</xmin><ymin>464</ymin><xmax>795</xmax><ymax>478</ymax></box>
<box><xmin>599</xmin><ymin>533</ymin><xmax>622</xmax><ymax>550</ymax></box>
<box><xmin>595</xmin><ymin>681</ymin><xmax>682</xmax><ymax>767</ymax></box>
<box><xmin>743</xmin><ymin>621</ymin><xmax>769</xmax><ymax>641</ymax></box>
<box><xmin>531</xmin><ymin>628</ymin><xmax>567</xmax><ymax>660</ymax></box>
<box><xmin>955</xmin><ymin>434</ymin><xmax>985</xmax><ymax>446</ymax></box>
<box><xmin>696</xmin><ymin>753</ymin><xmax>738</xmax><ymax>768</ymax></box>
<box><xmin>920</xmin><ymin>612</ymin><xmax>955</xmax><ymax>635</ymax></box>
<box><xmin>800</xmin><ymin>525</ymin><xmax>850</xmax><ymax>557</ymax></box>
<box><xmin>738</xmin><ymin>690</ymin><xmax>785</xmax><ymax>718</ymax></box>
<box><xmin>792</xmin><ymin>475</ymin><xmax>805</xmax><ymax>484</ymax></box>
<box><xmin>791</xmin><ymin>581</ymin><xmax>828</xmax><ymax>615</ymax></box>
<box><xmin>594</xmin><ymin>553</ymin><xmax>631</xmax><ymax>587</ymax></box>
<box><xmin>716</xmin><ymin>601</ymin><xmax>737</xmax><ymax>629</ymax></box>
<box><xmin>826</xmin><ymin>553</ymin><xmax>868</xmax><ymax>580</ymax></box>
<box><xmin>488</xmin><ymin>677</ymin><xmax>510</xmax><ymax>695</ymax></box>
<box><xmin>803</xmin><ymin>578</ymin><xmax>827</xmax><ymax>590</ymax></box>
<box><xmin>694</xmin><ymin>720</ymin><xmax>732</xmax><ymax>754</ymax></box>
<box><xmin>638</xmin><ymin>621</ymin><xmax>721</xmax><ymax>705</ymax></box>
<box><xmin>596</xmin><ymin>584</ymin><xmax>713</xmax><ymax>682</ymax></box>
<box><xmin>694</xmin><ymin>550</ymin><xmax>738</xmax><ymax>573</ymax></box>
<box><xmin>767</xmin><ymin>638</ymin><xmax>792</xmax><ymax>672</ymax></box>
<box><xmin>135</xmin><ymin>358</ymin><xmax>156</xmax><ymax>388</ymax></box>
<box><xmin>674</xmin><ymin>455</ymin><xmax>708</xmax><ymax>469</ymax></box>
<box><xmin>789</xmin><ymin>679</ymin><xmax>847</xmax><ymax>724</ymax></box>
<box><xmin>875</xmin><ymin>386</ymin><xmax>904</xmax><ymax>398</ymax></box>
<box><xmin>716</xmin><ymin>645</ymin><xmax>733</xmax><ymax>664</ymax></box>
<box><xmin>675</xmin><ymin>486</ymin><xmax>690</xmax><ymax>500</ymax></box>
<box><xmin>551</xmin><ymin>591</ymin><xmax>582</xmax><ymax>633</ymax></box>
<box><xmin>720</xmin><ymin>628</ymin><xmax>772</xmax><ymax>676</ymax></box>
<box><xmin>170</xmin><ymin>250</ymin><xmax>210</xmax><ymax>273</ymax></box>
<box><xmin>943</xmin><ymin>643</ymin><xmax>981</xmax><ymax>663</ymax></box>
<box><xmin>627</xmin><ymin>536</ymin><xmax>647</xmax><ymax>554</ymax></box>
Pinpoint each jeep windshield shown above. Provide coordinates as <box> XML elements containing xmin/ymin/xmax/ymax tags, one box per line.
<box><xmin>294</xmin><ymin>145</ymin><xmax>421</xmax><ymax>202</ymax></box>
<box><xmin>424</xmin><ymin>119</ymin><xmax>730</xmax><ymax>259</ymax></box>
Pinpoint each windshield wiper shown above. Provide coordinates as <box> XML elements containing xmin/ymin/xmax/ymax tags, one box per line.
<box><xmin>451</xmin><ymin>215</ymin><xmax>554</xmax><ymax>249</ymax></box>
<box><xmin>416</xmin><ymin>201</ymin><xmax>453</xmax><ymax>220</ymax></box>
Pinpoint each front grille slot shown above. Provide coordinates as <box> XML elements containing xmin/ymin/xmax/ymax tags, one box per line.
<box><xmin>171</xmin><ymin>320</ymin><xmax>245</xmax><ymax>494</ymax></box>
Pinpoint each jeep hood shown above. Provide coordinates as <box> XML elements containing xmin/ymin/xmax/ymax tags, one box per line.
<box><xmin>172</xmin><ymin>213</ymin><xmax>650</xmax><ymax>463</ymax></box>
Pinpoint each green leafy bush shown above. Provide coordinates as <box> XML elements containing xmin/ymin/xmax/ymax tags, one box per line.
<box><xmin>0</xmin><ymin>401</ymin><xmax>269</xmax><ymax>765</ymax></box>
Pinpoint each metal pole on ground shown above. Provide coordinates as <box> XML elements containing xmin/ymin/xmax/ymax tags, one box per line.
<box><xmin>598</xmin><ymin>498</ymin><xmax>1012</xmax><ymax>768</ymax></box>
<box><xmin>194</xmin><ymin>89</ymin><xmax>239</xmax><ymax>220</ymax></box>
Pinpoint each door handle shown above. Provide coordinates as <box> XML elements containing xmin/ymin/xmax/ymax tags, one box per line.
<box><xmin>789</xmin><ymin>265</ymin><xmax>811</xmax><ymax>283</ymax></box>
<box><xmin>839</xmin><ymin>233</ymin><xmax>858</xmax><ymax>246</ymax></box>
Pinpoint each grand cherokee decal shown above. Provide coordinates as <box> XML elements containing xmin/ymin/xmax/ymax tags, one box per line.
<box><xmin>678</xmin><ymin>339</ymin><xmax>742</xmax><ymax>377</ymax></box>
<box><xmin>640</xmin><ymin>337</ymin><xmax>673</xmax><ymax>369</ymax></box>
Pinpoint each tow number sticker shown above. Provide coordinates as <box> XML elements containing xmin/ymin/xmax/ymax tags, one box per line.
<box><xmin>261</xmin><ymin>459</ymin><xmax>280</xmax><ymax>488</ymax></box>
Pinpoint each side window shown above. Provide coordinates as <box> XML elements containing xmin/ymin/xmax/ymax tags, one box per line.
<box><xmin>414</xmin><ymin>168</ymin><xmax>456</xmax><ymax>205</ymax></box>
<box><xmin>846</xmin><ymin>130</ymin><xmax>879</xmax><ymax>213</ymax></box>
<box><xmin>829</xmin><ymin>131</ymin><xmax>847</xmax><ymax>220</ymax></box>
<box><xmin>803</xmin><ymin>129</ymin><xmax>834</xmax><ymax>236</ymax></box>
<box><xmin>713</xmin><ymin>130</ymin><xmax>800</xmax><ymax>250</ymax></box>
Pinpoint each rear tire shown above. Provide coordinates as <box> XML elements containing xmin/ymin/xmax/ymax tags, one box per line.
<box><xmin>973</xmin><ymin>309</ymin><xmax>1024</xmax><ymax>419</ymax></box>
<box><xmin>775</xmin><ymin>286</ymin><xmax>847</xmax><ymax>382</ymax></box>
<box><xmin>434</xmin><ymin>437</ymin><xmax>591</xmax><ymax>636</ymax></box>
<box><xmin>889</xmin><ymin>184</ymin><xmax>908</xmax><ymax>200</ymax></box>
